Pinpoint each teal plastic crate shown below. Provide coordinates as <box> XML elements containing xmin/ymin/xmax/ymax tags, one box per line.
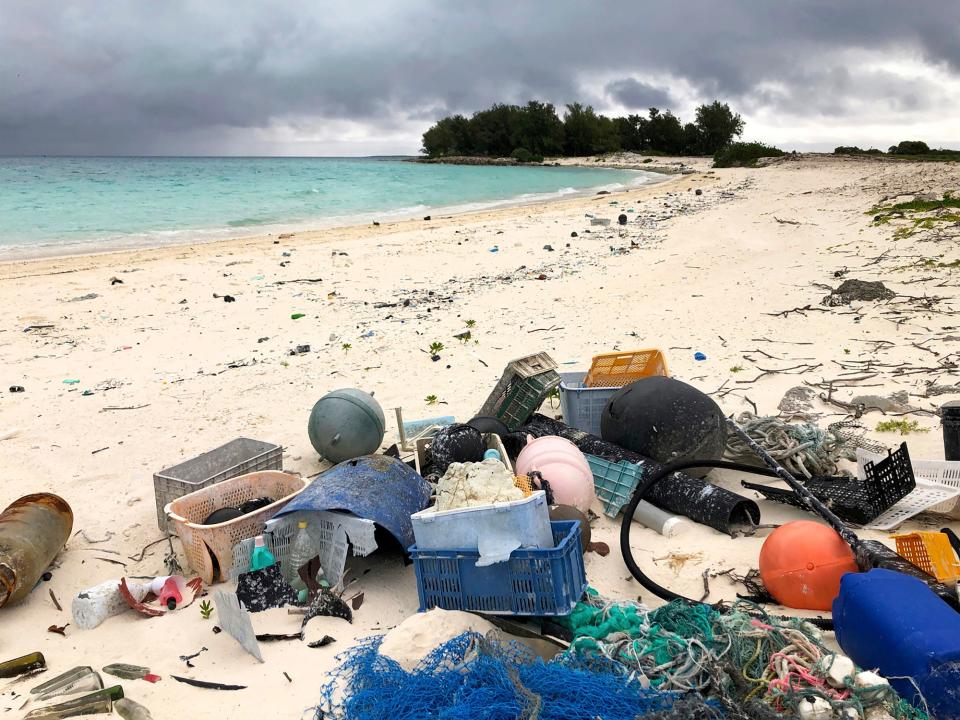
<box><xmin>558</xmin><ymin>372</ymin><xmax>621</xmax><ymax>436</ymax></box>
<box><xmin>586</xmin><ymin>454</ymin><xmax>645</xmax><ymax>518</ymax></box>
<box><xmin>410</xmin><ymin>521</ymin><xmax>586</xmax><ymax>616</ymax></box>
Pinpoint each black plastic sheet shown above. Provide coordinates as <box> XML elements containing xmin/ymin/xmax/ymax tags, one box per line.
<box><xmin>521</xmin><ymin>414</ymin><xmax>760</xmax><ymax>535</ymax></box>
<box><xmin>236</xmin><ymin>563</ymin><xmax>299</xmax><ymax>612</ymax></box>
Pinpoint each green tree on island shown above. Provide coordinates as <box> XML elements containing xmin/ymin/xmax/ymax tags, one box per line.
<box><xmin>421</xmin><ymin>99</ymin><xmax>745</xmax><ymax>159</ymax></box>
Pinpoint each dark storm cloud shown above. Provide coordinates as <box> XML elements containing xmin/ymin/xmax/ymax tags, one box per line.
<box><xmin>1</xmin><ymin>0</ymin><xmax>958</xmax><ymax>154</ymax></box>
<box><xmin>604</xmin><ymin>79</ymin><xmax>673</xmax><ymax>112</ymax></box>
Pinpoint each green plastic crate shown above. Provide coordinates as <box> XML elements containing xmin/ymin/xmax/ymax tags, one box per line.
<box><xmin>484</xmin><ymin>370</ymin><xmax>560</xmax><ymax>431</ymax></box>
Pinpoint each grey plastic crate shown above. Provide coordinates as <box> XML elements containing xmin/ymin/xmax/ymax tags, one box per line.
<box><xmin>558</xmin><ymin>372</ymin><xmax>621</xmax><ymax>436</ymax></box>
<box><xmin>153</xmin><ymin>437</ymin><xmax>282</xmax><ymax>530</ymax></box>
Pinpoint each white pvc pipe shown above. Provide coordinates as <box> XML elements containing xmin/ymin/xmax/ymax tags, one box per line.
<box><xmin>633</xmin><ymin>499</ymin><xmax>691</xmax><ymax>537</ymax></box>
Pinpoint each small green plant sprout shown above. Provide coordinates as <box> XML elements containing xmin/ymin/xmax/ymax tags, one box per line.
<box><xmin>425</xmin><ymin>394</ymin><xmax>438</xmax><ymax>406</ymax></box>
<box><xmin>843</xmin><ymin>348</ymin><xmax>851</xmax><ymax>355</ymax></box>
<box><xmin>454</xmin><ymin>330</ymin><xmax>472</xmax><ymax>344</ymax></box>
<box><xmin>341</xmin><ymin>342</ymin><xmax>352</xmax><ymax>352</ymax></box>
<box><xmin>876</xmin><ymin>419</ymin><xmax>929</xmax><ymax>435</ymax></box>
<box><xmin>464</xmin><ymin>319</ymin><xmax>477</xmax><ymax>328</ymax></box>
<box><xmin>199</xmin><ymin>600</ymin><xmax>214</xmax><ymax>620</ymax></box>
<box><xmin>429</xmin><ymin>341</ymin><xmax>445</xmax><ymax>355</ymax></box>
<box><xmin>729</xmin><ymin>365</ymin><xmax>743</xmax><ymax>373</ymax></box>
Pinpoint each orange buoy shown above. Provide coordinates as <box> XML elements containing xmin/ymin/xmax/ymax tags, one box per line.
<box><xmin>759</xmin><ymin>520</ymin><xmax>858</xmax><ymax>611</ymax></box>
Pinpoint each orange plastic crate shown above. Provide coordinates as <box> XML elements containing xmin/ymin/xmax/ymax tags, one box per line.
<box><xmin>584</xmin><ymin>349</ymin><xmax>669</xmax><ymax>388</ymax></box>
<box><xmin>893</xmin><ymin>531</ymin><xmax>960</xmax><ymax>582</ymax></box>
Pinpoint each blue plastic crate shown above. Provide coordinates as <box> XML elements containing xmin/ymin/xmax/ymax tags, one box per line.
<box><xmin>558</xmin><ymin>372</ymin><xmax>621</xmax><ymax>436</ymax></box>
<box><xmin>409</xmin><ymin>521</ymin><xmax>586</xmax><ymax>616</ymax></box>
<box><xmin>586</xmin><ymin>454</ymin><xmax>644</xmax><ymax>518</ymax></box>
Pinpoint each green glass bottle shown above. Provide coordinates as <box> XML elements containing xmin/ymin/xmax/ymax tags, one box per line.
<box><xmin>0</xmin><ymin>651</ymin><xmax>46</xmax><ymax>678</ymax></box>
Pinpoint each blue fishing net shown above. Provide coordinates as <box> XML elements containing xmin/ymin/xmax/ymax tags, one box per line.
<box><xmin>319</xmin><ymin>632</ymin><xmax>725</xmax><ymax>720</ymax></box>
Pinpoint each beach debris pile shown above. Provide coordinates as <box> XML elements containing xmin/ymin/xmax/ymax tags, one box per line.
<box><xmin>5</xmin><ymin>341</ymin><xmax>960</xmax><ymax>720</ymax></box>
<box><xmin>318</xmin><ymin>595</ymin><xmax>925</xmax><ymax>720</ymax></box>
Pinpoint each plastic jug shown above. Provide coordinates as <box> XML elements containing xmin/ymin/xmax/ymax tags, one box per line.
<box><xmin>249</xmin><ymin>535</ymin><xmax>276</xmax><ymax>571</ymax></box>
<box><xmin>833</xmin><ymin>568</ymin><xmax>960</xmax><ymax>719</ymax></box>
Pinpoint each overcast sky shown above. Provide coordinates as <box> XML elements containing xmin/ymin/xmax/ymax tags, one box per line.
<box><xmin>2</xmin><ymin>1</ymin><xmax>958</xmax><ymax>155</ymax></box>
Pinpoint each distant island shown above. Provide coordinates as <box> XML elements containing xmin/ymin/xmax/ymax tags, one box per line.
<box><xmin>419</xmin><ymin>100</ymin><xmax>746</xmax><ymax>162</ymax></box>
<box><xmin>418</xmin><ymin>100</ymin><xmax>958</xmax><ymax>169</ymax></box>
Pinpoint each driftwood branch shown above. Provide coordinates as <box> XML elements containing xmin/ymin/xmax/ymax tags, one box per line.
<box><xmin>766</xmin><ymin>305</ymin><xmax>832</xmax><ymax>318</ymax></box>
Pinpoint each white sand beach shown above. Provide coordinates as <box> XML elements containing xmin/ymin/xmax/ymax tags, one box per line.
<box><xmin>2</xmin><ymin>154</ymin><xmax>958</xmax><ymax>718</ymax></box>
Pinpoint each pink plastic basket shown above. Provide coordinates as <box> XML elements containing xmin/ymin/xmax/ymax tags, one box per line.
<box><xmin>165</xmin><ymin>471</ymin><xmax>307</xmax><ymax>584</ymax></box>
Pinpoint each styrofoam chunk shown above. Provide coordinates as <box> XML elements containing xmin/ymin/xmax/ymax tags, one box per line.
<box><xmin>825</xmin><ymin>654</ymin><xmax>856</xmax><ymax>688</ymax></box>
<box><xmin>855</xmin><ymin>670</ymin><xmax>889</xmax><ymax>688</ymax></box>
<box><xmin>797</xmin><ymin>696</ymin><xmax>833</xmax><ymax>720</ymax></box>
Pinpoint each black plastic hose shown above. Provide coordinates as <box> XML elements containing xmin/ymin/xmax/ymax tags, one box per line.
<box><xmin>618</xmin><ymin>457</ymin><xmax>836</xmax><ymax>630</ymax></box>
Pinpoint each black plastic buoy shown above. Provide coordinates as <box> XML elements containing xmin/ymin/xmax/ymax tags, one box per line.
<box><xmin>618</xmin><ymin>214</ymin><xmax>628</xmax><ymax>225</ymax></box>
<box><xmin>430</xmin><ymin>424</ymin><xmax>485</xmax><ymax>474</ymax></box>
<box><xmin>600</xmin><ymin>376</ymin><xmax>727</xmax><ymax>478</ymax></box>
<box><xmin>467</xmin><ymin>415</ymin><xmax>510</xmax><ymax>438</ymax></box>
<box><xmin>203</xmin><ymin>507</ymin><xmax>244</xmax><ymax>525</ymax></box>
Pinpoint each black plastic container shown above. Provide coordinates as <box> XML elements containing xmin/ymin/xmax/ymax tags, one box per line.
<box><xmin>943</xmin><ymin>400</ymin><xmax>960</xmax><ymax>461</ymax></box>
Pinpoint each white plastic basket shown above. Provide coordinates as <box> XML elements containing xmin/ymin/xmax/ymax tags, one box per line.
<box><xmin>232</xmin><ymin>509</ymin><xmax>378</xmax><ymax>589</ymax></box>
<box><xmin>411</xmin><ymin>490</ymin><xmax>553</xmax><ymax>566</ymax></box>
<box><xmin>914</xmin><ymin>460</ymin><xmax>960</xmax><ymax>517</ymax></box>
<box><xmin>856</xmin><ymin>451</ymin><xmax>960</xmax><ymax>530</ymax></box>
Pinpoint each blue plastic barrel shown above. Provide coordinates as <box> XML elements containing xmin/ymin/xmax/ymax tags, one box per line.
<box><xmin>833</xmin><ymin>568</ymin><xmax>960</xmax><ymax>718</ymax></box>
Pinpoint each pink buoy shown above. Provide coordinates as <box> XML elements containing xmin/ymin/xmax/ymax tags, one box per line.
<box><xmin>516</xmin><ymin>435</ymin><xmax>596</xmax><ymax>513</ymax></box>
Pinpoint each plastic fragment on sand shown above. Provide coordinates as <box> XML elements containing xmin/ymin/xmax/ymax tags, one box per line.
<box><xmin>212</xmin><ymin>590</ymin><xmax>263</xmax><ymax>662</ymax></box>
<box><xmin>103</xmin><ymin>663</ymin><xmax>151</xmax><ymax>680</ymax></box>
<box><xmin>694</xmin><ymin>352</ymin><xmax>707</xmax><ymax>361</ymax></box>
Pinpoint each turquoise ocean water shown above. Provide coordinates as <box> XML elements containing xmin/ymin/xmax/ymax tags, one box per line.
<box><xmin>0</xmin><ymin>157</ymin><xmax>658</xmax><ymax>258</ymax></box>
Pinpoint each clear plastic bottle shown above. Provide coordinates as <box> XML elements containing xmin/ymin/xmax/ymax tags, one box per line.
<box><xmin>115</xmin><ymin>697</ymin><xmax>154</xmax><ymax>720</ymax></box>
<box><xmin>249</xmin><ymin>535</ymin><xmax>276</xmax><ymax>571</ymax></box>
<box><xmin>288</xmin><ymin>521</ymin><xmax>313</xmax><ymax>593</ymax></box>
<box><xmin>30</xmin><ymin>666</ymin><xmax>102</xmax><ymax>701</ymax></box>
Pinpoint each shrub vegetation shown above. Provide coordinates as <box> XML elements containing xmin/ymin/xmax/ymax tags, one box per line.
<box><xmin>712</xmin><ymin>142</ymin><xmax>785</xmax><ymax>168</ymax></box>
<box><xmin>421</xmin><ymin>100</ymin><xmax>745</xmax><ymax>159</ymax></box>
